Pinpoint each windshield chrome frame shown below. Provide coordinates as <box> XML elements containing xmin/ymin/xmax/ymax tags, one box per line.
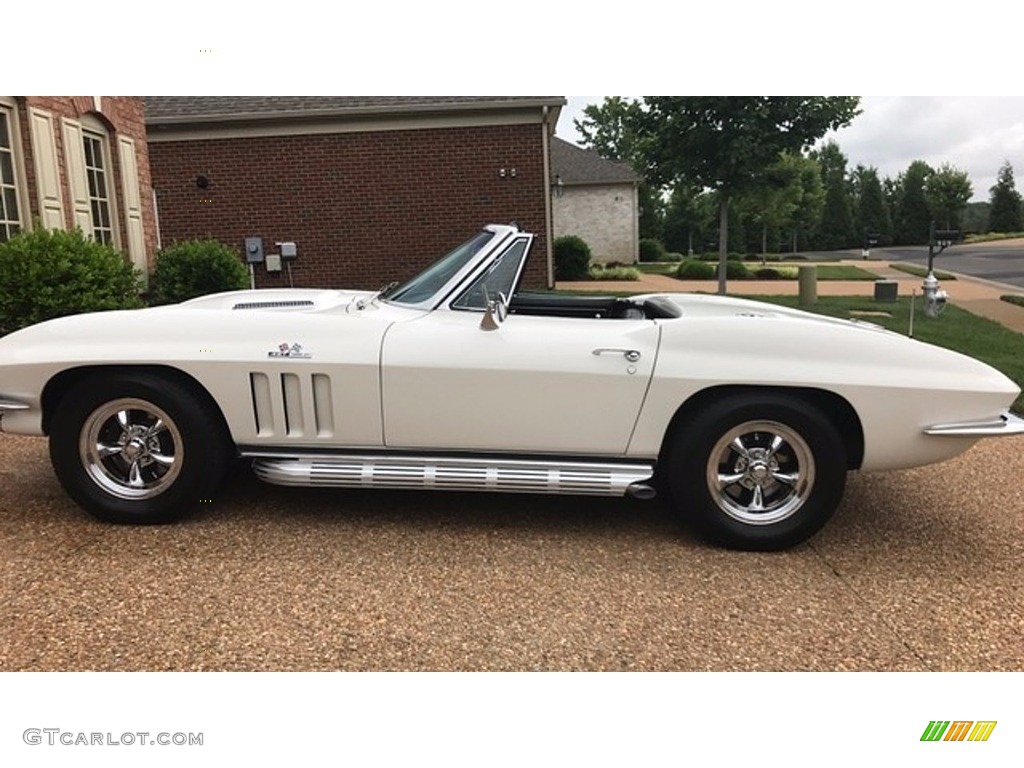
<box><xmin>381</xmin><ymin>224</ymin><xmax>520</xmax><ymax>311</ymax></box>
<box><xmin>445</xmin><ymin>234</ymin><xmax>534</xmax><ymax>314</ymax></box>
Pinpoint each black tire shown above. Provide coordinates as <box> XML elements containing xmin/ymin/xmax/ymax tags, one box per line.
<box><xmin>49</xmin><ymin>372</ymin><xmax>230</xmax><ymax>524</ymax></box>
<box><xmin>666</xmin><ymin>393</ymin><xmax>846</xmax><ymax>551</ymax></box>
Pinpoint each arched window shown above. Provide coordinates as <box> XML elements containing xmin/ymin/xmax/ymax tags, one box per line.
<box><xmin>63</xmin><ymin>112</ymin><xmax>119</xmax><ymax>247</ymax></box>
<box><xmin>82</xmin><ymin>124</ymin><xmax>114</xmax><ymax>244</ymax></box>
<box><xmin>0</xmin><ymin>97</ymin><xmax>27</xmax><ymax>242</ymax></box>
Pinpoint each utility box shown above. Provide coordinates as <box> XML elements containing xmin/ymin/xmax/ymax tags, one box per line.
<box><xmin>874</xmin><ymin>279</ymin><xmax>898</xmax><ymax>303</ymax></box>
<box><xmin>872</xmin><ymin>280</ymin><xmax>897</xmax><ymax>303</ymax></box>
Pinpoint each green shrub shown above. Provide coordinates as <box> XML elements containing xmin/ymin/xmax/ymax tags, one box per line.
<box><xmin>753</xmin><ymin>267</ymin><xmax>784</xmax><ymax>280</ymax></box>
<box><xmin>675</xmin><ymin>259</ymin><xmax>716</xmax><ymax>280</ymax></box>
<box><xmin>638</xmin><ymin>238</ymin><xmax>666</xmax><ymax>263</ymax></box>
<box><xmin>726</xmin><ymin>260</ymin><xmax>749</xmax><ymax>280</ymax></box>
<box><xmin>554</xmin><ymin>235</ymin><xmax>592</xmax><ymax>281</ymax></box>
<box><xmin>0</xmin><ymin>227</ymin><xmax>142</xmax><ymax>335</ymax></box>
<box><xmin>151</xmin><ymin>239</ymin><xmax>249</xmax><ymax>304</ymax></box>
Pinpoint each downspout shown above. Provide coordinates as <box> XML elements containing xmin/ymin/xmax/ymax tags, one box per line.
<box><xmin>632</xmin><ymin>181</ymin><xmax>639</xmax><ymax>263</ymax></box>
<box><xmin>152</xmin><ymin>187</ymin><xmax>162</xmax><ymax>250</ymax></box>
<box><xmin>541</xmin><ymin>106</ymin><xmax>554</xmax><ymax>289</ymax></box>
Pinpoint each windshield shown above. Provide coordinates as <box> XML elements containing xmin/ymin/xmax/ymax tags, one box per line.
<box><xmin>451</xmin><ymin>239</ymin><xmax>529</xmax><ymax>311</ymax></box>
<box><xmin>384</xmin><ymin>230</ymin><xmax>495</xmax><ymax>306</ymax></box>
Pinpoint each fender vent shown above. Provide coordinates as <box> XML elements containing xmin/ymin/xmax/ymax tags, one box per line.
<box><xmin>249</xmin><ymin>372</ymin><xmax>335</xmax><ymax>438</ymax></box>
<box><xmin>233</xmin><ymin>300</ymin><xmax>315</xmax><ymax>310</ymax></box>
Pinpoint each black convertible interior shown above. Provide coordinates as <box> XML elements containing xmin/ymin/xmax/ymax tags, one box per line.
<box><xmin>510</xmin><ymin>292</ymin><xmax>681</xmax><ymax>320</ymax></box>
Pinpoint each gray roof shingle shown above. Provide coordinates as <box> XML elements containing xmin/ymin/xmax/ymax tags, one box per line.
<box><xmin>144</xmin><ymin>96</ymin><xmax>565</xmax><ymax>124</ymax></box>
<box><xmin>550</xmin><ymin>137</ymin><xmax>639</xmax><ymax>186</ymax></box>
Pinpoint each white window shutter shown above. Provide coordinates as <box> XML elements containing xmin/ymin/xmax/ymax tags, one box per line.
<box><xmin>61</xmin><ymin>118</ymin><xmax>93</xmax><ymax>235</ymax></box>
<box><xmin>118</xmin><ymin>135</ymin><xmax>147</xmax><ymax>283</ymax></box>
<box><xmin>28</xmin><ymin>109</ymin><xmax>65</xmax><ymax>229</ymax></box>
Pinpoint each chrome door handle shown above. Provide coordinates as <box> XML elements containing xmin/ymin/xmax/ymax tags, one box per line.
<box><xmin>592</xmin><ymin>348</ymin><xmax>641</xmax><ymax>362</ymax></box>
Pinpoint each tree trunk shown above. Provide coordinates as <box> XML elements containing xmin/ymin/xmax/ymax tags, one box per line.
<box><xmin>761</xmin><ymin>222</ymin><xmax>768</xmax><ymax>266</ymax></box>
<box><xmin>718</xmin><ymin>196</ymin><xmax>729</xmax><ymax>295</ymax></box>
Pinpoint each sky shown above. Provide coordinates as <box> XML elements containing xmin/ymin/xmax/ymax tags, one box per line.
<box><xmin>556</xmin><ymin>96</ymin><xmax>1024</xmax><ymax>203</ymax></box>
<box><xmin>7</xmin><ymin>4</ymin><xmax>1024</xmax><ymax>209</ymax></box>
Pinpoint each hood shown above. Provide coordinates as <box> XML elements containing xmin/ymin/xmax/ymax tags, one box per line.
<box><xmin>178</xmin><ymin>288</ymin><xmax>374</xmax><ymax>313</ymax></box>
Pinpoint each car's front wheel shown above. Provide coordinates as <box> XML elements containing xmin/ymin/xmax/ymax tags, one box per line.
<box><xmin>667</xmin><ymin>393</ymin><xmax>847</xmax><ymax>550</ymax></box>
<box><xmin>49</xmin><ymin>373</ymin><xmax>229</xmax><ymax>524</ymax></box>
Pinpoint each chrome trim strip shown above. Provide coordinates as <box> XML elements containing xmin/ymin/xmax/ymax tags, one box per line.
<box><xmin>252</xmin><ymin>454</ymin><xmax>655</xmax><ymax>497</ymax></box>
<box><xmin>924</xmin><ymin>411</ymin><xmax>1024</xmax><ymax>437</ymax></box>
<box><xmin>0</xmin><ymin>398</ymin><xmax>30</xmax><ymax>433</ymax></box>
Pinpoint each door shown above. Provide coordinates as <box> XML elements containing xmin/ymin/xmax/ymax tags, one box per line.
<box><xmin>381</xmin><ymin>310</ymin><xmax>660</xmax><ymax>456</ymax></box>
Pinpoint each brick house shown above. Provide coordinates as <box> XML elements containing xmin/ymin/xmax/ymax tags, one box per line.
<box><xmin>144</xmin><ymin>97</ymin><xmax>565</xmax><ymax>290</ymax></box>
<box><xmin>0</xmin><ymin>96</ymin><xmax>156</xmax><ymax>280</ymax></box>
<box><xmin>551</xmin><ymin>137</ymin><xmax>640</xmax><ymax>264</ymax></box>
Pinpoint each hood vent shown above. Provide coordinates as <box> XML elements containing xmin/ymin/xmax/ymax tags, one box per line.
<box><xmin>233</xmin><ymin>300</ymin><xmax>315</xmax><ymax>311</ymax></box>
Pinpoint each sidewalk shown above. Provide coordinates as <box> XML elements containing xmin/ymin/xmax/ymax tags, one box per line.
<box><xmin>557</xmin><ymin>262</ymin><xmax>1024</xmax><ymax>334</ymax></box>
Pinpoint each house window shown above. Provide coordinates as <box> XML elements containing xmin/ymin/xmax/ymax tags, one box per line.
<box><xmin>0</xmin><ymin>107</ymin><xmax>22</xmax><ymax>242</ymax></box>
<box><xmin>82</xmin><ymin>129</ymin><xmax>113</xmax><ymax>245</ymax></box>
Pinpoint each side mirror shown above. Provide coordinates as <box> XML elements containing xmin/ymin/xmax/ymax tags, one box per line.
<box><xmin>480</xmin><ymin>300</ymin><xmax>500</xmax><ymax>331</ymax></box>
<box><xmin>480</xmin><ymin>290</ymin><xmax>509</xmax><ymax>331</ymax></box>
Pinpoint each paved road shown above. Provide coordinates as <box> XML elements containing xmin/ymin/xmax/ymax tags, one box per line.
<box><xmin>871</xmin><ymin>239</ymin><xmax>1024</xmax><ymax>290</ymax></box>
<box><xmin>2</xmin><ymin>432</ymin><xmax>1022</xmax><ymax>672</ymax></box>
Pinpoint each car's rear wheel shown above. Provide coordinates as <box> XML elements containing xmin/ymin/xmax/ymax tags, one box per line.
<box><xmin>49</xmin><ymin>373</ymin><xmax>229</xmax><ymax>524</ymax></box>
<box><xmin>667</xmin><ymin>393</ymin><xmax>846</xmax><ymax>550</ymax></box>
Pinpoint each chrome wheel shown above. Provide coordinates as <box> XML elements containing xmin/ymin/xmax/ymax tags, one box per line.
<box><xmin>79</xmin><ymin>398</ymin><xmax>184</xmax><ymax>500</ymax></box>
<box><xmin>705</xmin><ymin>420</ymin><xmax>815</xmax><ymax>526</ymax></box>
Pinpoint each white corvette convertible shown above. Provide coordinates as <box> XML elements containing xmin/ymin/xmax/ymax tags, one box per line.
<box><xmin>1</xmin><ymin>224</ymin><xmax>1022</xmax><ymax>549</ymax></box>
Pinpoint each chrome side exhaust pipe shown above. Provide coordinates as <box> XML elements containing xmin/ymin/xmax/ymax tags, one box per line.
<box><xmin>626</xmin><ymin>483</ymin><xmax>657</xmax><ymax>500</ymax></box>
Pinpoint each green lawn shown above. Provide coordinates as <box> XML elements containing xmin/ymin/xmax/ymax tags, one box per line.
<box><xmin>636</xmin><ymin>262</ymin><xmax>877</xmax><ymax>280</ymax></box>
<box><xmin>751</xmin><ymin>295</ymin><xmax>1024</xmax><ymax>413</ymax></box>
<box><xmin>888</xmin><ymin>262</ymin><xmax>957</xmax><ymax>280</ymax></box>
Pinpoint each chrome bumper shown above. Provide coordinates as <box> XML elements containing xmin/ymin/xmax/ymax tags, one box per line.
<box><xmin>924</xmin><ymin>411</ymin><xmax>1024</xmax><ymax>437</ymax></box>
<box><xmin>0</xmin><ymin>397</ymin><xmax>31</xmax><ymax>432</ymax></box>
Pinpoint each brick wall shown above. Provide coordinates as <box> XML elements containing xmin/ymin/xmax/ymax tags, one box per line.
<box><xmin>16</xmin><ymin>97</ymin><xmax>157</xmax><ymax>266</ymax></box>
<box><xmin>148</xmin><ymin>124</ymin><xmax>550</xmax><ymax>290</ymax></box>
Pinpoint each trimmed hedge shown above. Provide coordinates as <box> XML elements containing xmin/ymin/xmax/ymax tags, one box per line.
<box><xmin>554</xmin><ymin>235</ymin><xmax>592</xmax><ymax>281</ymax></box>
<box><xmin>0</xmin><ymin>227</ymin><xmax>142</xmax><ymax>336</ymax></box>
<box><xmin>676</xmin><ymin>259</ymin><xmax>716</xmax><ymax>280</ymax></box>
<box><xmin>151</xmin><ymin>239</ymin><xmax>249</xmax><ymax>304</ymax></box>
<box><xmin>638</xmin><ymin>238</ymin><xmax>667</xmax><ymax>263</ymax></box>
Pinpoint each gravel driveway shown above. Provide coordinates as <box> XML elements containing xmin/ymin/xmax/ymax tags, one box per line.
<box><xmin>2</xmin><ymin>433</ymin><xmax>1022</xmax><ymax>672</ymax></box>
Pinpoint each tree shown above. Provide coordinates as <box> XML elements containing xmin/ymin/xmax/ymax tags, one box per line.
<box><xmin>575</xmin><ymin>97</ymin><xmax>664</xmax><ymax>242</ymax></box>
<box><xmin>662</xmin><ymin>186</ymin><xmax>716</xmax><ymax>256</ymax></box>
<box><xmin>637</xmin><ymin>183</ymin><xmax>665</xmax><ymax>242</ymax></box>
<box><xmin>574</xmin><ymin>97</ymin><xmax>646</xmax><ymax>165</ymax></box>
<box><xmin>962</xmin><ymin>201</ymin><xmax>990</xmax><ymax>234</ymax></box>
<box><xmin>852</xmin><ymin>165</ymin><xmax>890</xmax><ymax>245</ymax></box>
<box><xmin>988</xmin><ymin>161</ymin><xmax>1023</xmax><ymax>233</ymax></box>
<box><xmin>636</xmin><ymin>97</ymin><xmax>860</xmax><ymax>292</ymax></box>
<box><xmin>924</xmin><ymin>163</ymin><xmax>972</xmax><ymax>231</ymax></box>
<box><xmin>893</xmin><ymin>160</ymin><xmax>933</xmax><ymax>245</ymax></box>
<box><xmin>738</xmin><ymin>152</ymin><xmax>805</xmax><ymax>260</ymax></box>
<box><xmin>788</xmin><ymin>153</ymin><xmax>825</xmax><ymax>252</ymax></box>
<box><xmin>813</xmin><ymin>141</ymin><xmax>855</xmax><ymax>250</ymax></box>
